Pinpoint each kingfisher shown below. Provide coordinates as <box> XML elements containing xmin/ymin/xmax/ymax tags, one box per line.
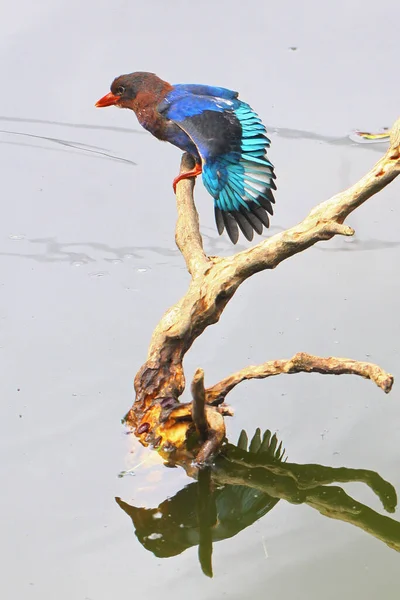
<box><xmin>95</xmin><ymin>72</ymin><xmax>276</xmax><ymax>244</ymax></box>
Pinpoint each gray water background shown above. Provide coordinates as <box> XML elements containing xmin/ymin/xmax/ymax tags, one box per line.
<box><xmin>1</xmin><ymin>1</ymin><xmax>399</xmax><ymax>598</ymax></box>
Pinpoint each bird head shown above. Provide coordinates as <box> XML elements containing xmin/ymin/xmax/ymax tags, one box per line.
<box><xmin>95</xmin><ymin>72</ymin><xmax>168</xmax><ymax>110</ymax></box>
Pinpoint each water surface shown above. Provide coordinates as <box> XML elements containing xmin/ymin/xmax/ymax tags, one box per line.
<box><xmin>1</xmin><ymin>1</ymin><xmax>399</xmax><ymax>598</ymax></box>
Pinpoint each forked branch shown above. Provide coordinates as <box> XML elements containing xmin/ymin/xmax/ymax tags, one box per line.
<box><xmin>127</xmin><ymin>117</ymin><xmax>400</xmax><ymax>463</ymax></box>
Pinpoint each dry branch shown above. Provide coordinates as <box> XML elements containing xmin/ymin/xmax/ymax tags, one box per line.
<box><xmin>205</xmin><ymin>352</ymin><xmax>394</xmax><ymax>403</ymax></box>
<box><xmin>127</xmin><ymin>117</ymin><xmax>400</xmax><ymax>463</ymax></box>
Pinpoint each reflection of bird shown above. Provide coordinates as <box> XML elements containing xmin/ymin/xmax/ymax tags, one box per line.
<box><xmin>116</xmin><ymin>429</ymin><xmax>284</xmax><ymax>560</ymax></box>
<box><xmin>96</xmin><ymin>72</ymin><xmax>276</xmax><ymax>243</ymax></box>
<box><xmin>116</xmin><ymin>482</ymin><xmax>278</xmax><ymax>558</ymax></box>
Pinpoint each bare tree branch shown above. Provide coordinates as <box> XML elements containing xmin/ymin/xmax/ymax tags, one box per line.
<box><xmin>205</xmin><ymin>352</ymin><xmax>394</xmax><ymax>403</ymax></box>
<box><xmin>127</xmin><ymin>116</ymin><xmax>400</xmax><ymax>462</ymax></box>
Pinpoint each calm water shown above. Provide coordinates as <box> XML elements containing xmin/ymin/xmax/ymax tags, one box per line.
<box><xmin>1</xmin><ymin>1</ymin><xmax>399</xmax><ymax>598</ymax></box>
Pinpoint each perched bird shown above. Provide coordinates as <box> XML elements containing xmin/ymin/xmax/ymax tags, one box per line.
<box><xmin>95</xmin><ymin>72</ymin><xmax>276</xmax><ymax>244</ymax></box>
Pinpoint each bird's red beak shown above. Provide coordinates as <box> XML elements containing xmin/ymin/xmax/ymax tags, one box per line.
<box><xmin>95</xmin><ymin>92</ymin><xmax>119</xmax><ymax>108</ymax></box>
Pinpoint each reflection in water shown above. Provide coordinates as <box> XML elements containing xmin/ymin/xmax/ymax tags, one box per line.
<box><xmin>2</xmin><ymin>224</ymin><xmax>397</xmax><ymax>263</ymax></box>
<box><xmin>272</xmin><ymin>125</ymin><xmax>389</xmax><ymax>153</ymax></box>
<box><xmin>0</xmin><ymin>236</ymin><xmax>181</xmax><ymax>264</ymax></box>
<box><xmin>0</xmin><ymin>232</ymin><xmax>256</xmax><ymax>262</ymax></box>
<box><xmin>117</xmin><ymin>430</ymin><xmax>284</xmax><ymax>576</ymax></box>
<box><xmin>0</xmin><ymin>115</ymin><xmax>146</xmax><ymax>135</ymax></box>
<box><xmin>117</xmin><ymin>429</ymin><xmax>399</xmax><ymax>577</ymax></box>
<box><xmin>12</xmin><ymin>227</ymin><xmax>392</xmax><ymax>264</ymax></box>
<box><xmin>0</xmin><ymin>128</ymin><xmax>136</xmax><ymax>165</ymax></box>
<box><xmin>316</xmin><ymin>237</ymin><xmax>400</xmax><ymax>253</ymax></box>
<box><xmin>0</xmin><ymin>139</ymin><xmax>133</xmax><ymax>165</ymax></box>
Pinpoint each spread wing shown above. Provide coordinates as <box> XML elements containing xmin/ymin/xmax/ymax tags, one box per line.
<box><xmin>158</xmin><ymin>90</ymin><xmax>276</xmax><ymax>244</ymax></box>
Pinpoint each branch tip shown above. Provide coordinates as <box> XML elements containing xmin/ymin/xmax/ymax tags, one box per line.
<box><xmin>330</xmin><ymin>223</ymin><xmax>355</xmax><ymax>236</ymax></box>
<box><xmin>191</xmin><ymin>368</ymin><xmax>208</xmax><ymax>441</ymax></box>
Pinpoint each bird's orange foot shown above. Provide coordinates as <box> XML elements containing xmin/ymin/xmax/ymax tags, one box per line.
<box><xmin>173</xmin><ymin>163</ymin><xmax>202</xmax><ymax>193</ymax></box>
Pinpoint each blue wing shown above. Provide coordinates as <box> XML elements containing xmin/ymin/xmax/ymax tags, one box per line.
<box><xmin>167</xmin><ymin>83</ymin><xmax>238</xmax><ymax>102</ymax></box>
<box><xmin>158</xmin><ymin>88</ymin><xmax>237</xmax><ymax>120</ymax></box>
<box><xmin>158</xmin><ymin>91</ymin><xmax>276</xmax><ymax>244</ymax></box>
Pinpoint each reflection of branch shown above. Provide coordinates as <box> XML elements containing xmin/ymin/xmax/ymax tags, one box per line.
<box><xmin>206</xmin><ymin>352</ymin><xmax>394</xmax><ymax>403</ymax></box>
<box><xmin>224</xmin><ymin>444</ymin><xmax>397</xmax><ymax>513</ymax></box>
<box><xmin>128</xmin><ymin>117</ymin><xmax>400</xmax><ymax>463</ymax></box>
<box><xmin>197</xmin><ymin>468</ymin><xmax>216</xmax><ymax>578</ymax></box>
<box><xmin>217</xmin><ymin>445</ymin><xmax>400</xmax><ymax>552</ymax></box>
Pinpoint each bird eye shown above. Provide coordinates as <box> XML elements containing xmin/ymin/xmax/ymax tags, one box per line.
<box><xmin>116</xmin><ymin>86</ymin><xmax>125</xmax><ymax>95</ymax></box>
